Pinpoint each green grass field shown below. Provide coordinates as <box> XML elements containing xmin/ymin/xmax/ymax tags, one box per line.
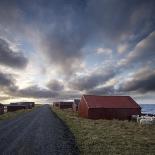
<box><xmin>0</xmin><ymin>104</ymin><xmax>42</xmax><ymax>121</ymax></box>
<box><xmin>52</xmin><ymin>107</ymin><xmax>155</xmax><ymax>155</ymax></box>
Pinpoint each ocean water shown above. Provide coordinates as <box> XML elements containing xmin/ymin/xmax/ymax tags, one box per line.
<box><xmin>140</xmin><ymin>104</ymin><xmax>155</xmax><ymax>114</ymax></box>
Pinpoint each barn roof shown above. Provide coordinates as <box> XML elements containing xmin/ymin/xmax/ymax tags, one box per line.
<box><xmin>83</xmin><ymin>95</ymin><xmax>141</xmax><ymax>109</ymax></box>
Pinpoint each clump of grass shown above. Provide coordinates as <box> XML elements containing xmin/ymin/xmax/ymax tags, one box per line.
<box><xmin>52</xmin><ymin>107</ymin><xmax>155</xmax><ymax>155</ymax></box>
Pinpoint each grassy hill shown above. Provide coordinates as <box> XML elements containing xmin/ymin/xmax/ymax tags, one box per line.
<box><xmin>52</xmin><ymin>107</ymin><xmax>155</xmax><ymax>155</ymax></box>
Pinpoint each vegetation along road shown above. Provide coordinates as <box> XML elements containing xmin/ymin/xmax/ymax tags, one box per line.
<box><xmin>0</xmin><ymin>105</ymin><xmax>79</xmax><ymax>155</ymax></box>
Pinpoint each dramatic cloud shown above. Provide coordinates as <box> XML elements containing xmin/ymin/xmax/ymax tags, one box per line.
<box><xmin>0</xmin><ymin>96</ymin><xmax>10</xmax><ymax>101</ymax></box>
<box><xmin>0</xmin><ymin>72</ymin><xmax>13</xmax><ymax>87</ymax></box>
<box><xmin>47</xmin><ymin>80</ymin><xmax>64</xmax><ymax>91</ymax></box>
<box><xmin>119</xmin><ymin>68</ymin><xmax>155</xmax><ymax>93</ymax></box>
<box><xmin>0</xmin><ymin>38</ymin><xmax>28</xmax><ymax>69</ymax></box>
<box><xmin>39</xmin><ymin>2</ymin><xmax>88</xmax><ymax>75</ymax></box>
<box><xmin>120</xmin><ymin>31</ymin><xmax>155</xmax><ymax>66</ymax></box>
<box><xmin>0</xmin><ymin>72</ymin><xmax>56</xmax><ymax>99</ymax></box>
<box><xmin>86</xmin><ymin>85</ymin><xmax>115</xmax><ymax>96</ymax></box>
<box><xmin>13</xmin><ymin>85</ymin><xmax>80</xmax><ymax>99</ymax></box>
<box><xmin>96</xmin><ymin>48</ymin><xmax>112</xmax><ymax>55</ymax></box>
<box><xmin>69</xmin><ymin>68</ymin><xmax>116</xmax><ymax>91</ymax></box>
<box><xmin>16</xmin><ymin>86</ymin><xmax>56</xmax><ymax>98</ymax></box>
<box><xmin>0</xmin><ymin>72</ymin><xmax>17</xmax><ymax>93</ymax></box>
<box><xmin>86</xmin><ymin>0</ymin><xmax>155</xmax><ymax>43</ymax></box>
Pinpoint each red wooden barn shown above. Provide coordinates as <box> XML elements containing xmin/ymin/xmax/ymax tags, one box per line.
<box><xmin>0</xmin><ymin>103</ymin><xmax>4</xmax><ymax>115</ymax></box>
<box><xmin>78</xmin><ymin>95</ymin><xmax>141</xmax><ymax>120</ymax></box>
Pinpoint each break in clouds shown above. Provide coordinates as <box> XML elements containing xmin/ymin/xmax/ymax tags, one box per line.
<box><xmin>0</xmin><ymin>0</ymin><xmax>155</xmax><ymax>103</ymax></box>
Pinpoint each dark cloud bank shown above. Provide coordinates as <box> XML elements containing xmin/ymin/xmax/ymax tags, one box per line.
<box><xmin>0</xmin><ymin>72</ymin><xmax>17</xmax><ymax>93</ymax></box>
<box><xmin>119</xmin><ymin>68</ymin><xmax>155</xmax><ymax>93</ymax></box>
<box><xmin>0</xmin><ymin>38</ymin><xmax>28</xmax><ymax>69</ymax></box>
<box><xmin>69</xmin><ymin>68</ymin><xmax>116</xmax><ymax>91</ymax></box>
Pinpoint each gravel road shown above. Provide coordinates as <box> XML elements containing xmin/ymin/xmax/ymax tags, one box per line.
<box><xmin>0</xmin><ymin>105</ymin><xmax>79</xmax><ymax>155</ymax></box>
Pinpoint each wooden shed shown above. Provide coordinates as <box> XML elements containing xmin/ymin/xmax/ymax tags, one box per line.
<box><xmin>78</xmin><ymin>95</ymin><xmax>141</xmax><ymax>120</ymax></box>
<box><xmin>19</xmin><ymin>102</ymin><xmax>34</xmax><ymax>109</ymax></box>
<box><xmin>10</xmin><ymin>102</ymin><xmax>35</xmax><ymax>109</ymax></box>
<box><xmin>72</xmin><ymin>99</ymin><xmax>80</xmax><ymax>112</ymax></box>
<box><xmin>55</xmin><ymin>102</ymin><xmax>73</xmax><ymax>109</ymax></box>
<box><xmin>0</xmin><ymin>103</ymin><xmax>4</xmax><ymax>115</ymax></box>
<box><xmin>53</xmin><ymin>102</ymin><xmax>60</xmax><ymax>107</ymax></box>
<box><xmin>7</xmin><ymin>105</ymin><xmax>27</xmax><ymax>112</ymax></box>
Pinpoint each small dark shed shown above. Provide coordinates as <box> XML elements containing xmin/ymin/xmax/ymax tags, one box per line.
<box><xmin>10</xmin><ymin>102</ymin><xmax>35</xmax><ymax>109</ymax></box>
<box><xmin>72</xmin><ymin>99</ymin><xmax>80</xmax><ymax>112</ymax></box>
<box><xmin>20</xmin><ymin>102</ymin><xmax>34</xmax><ymax>109</ymax></box>
<box><xmin>78</xmin><ymin>95</ymin><xmax>141</xmax><ymax>120</ymax></box>
<box><xmin>0</xmin><ymin>103</ymin><xmax>4</xmax><ymax>115</ymax></box>
<box><xmin>57</xmin><ymin>102</ymin><xmax>73</xmax><ymax>109</ymax></box>
<box><xmin>7</xmin><ymin>105</ymin><xmax>26</xmax><ymax>112</ymax></box>
<box><xmin>53</xmin><ymin>102</ymin><xmax>60</xmax><ymax>107</ymax></box>
<box><xmin>59</xmin><ymin>102</ymin><xmax>73</xmax><ymax>109</ymax></box>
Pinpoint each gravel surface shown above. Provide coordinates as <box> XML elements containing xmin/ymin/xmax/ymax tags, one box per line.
<box><xmin>0</xmin><ymin>105</ymin><xmax>79</xmax><ymax>155</ymax></box>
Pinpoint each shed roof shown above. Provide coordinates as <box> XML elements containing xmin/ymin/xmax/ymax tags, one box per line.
<box><xmin>83</xmin><ymin>95</ymin><xmax>141</xmax><ymax>109</ymax></box>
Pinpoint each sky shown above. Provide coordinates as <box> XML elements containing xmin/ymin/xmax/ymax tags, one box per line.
<box><xmin>0</xmin><ymin>0</ymin><xmax>155</xmax><ymax>104</ymax></box>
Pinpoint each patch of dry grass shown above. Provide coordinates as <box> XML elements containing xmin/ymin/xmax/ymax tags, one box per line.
<box><xmin>52</xmin><ymin>107</ymin><xmax>155</xmax><ymax>155</ymax></box>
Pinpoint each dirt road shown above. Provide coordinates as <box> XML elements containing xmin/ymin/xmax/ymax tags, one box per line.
<box><xmin>0</xmin><ymin>105</ymin><xmax>79</xmax><ymax>155</ymax></box>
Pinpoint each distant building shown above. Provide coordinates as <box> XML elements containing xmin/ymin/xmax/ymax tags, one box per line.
<box><xmin>78</xmin><ymin>95</ymin><xmax>141</xmax><ymax>120</ymax></box>
<box><xmin>7</xmin><ymin>105</ymin><xmax>26</xmax><ymax>112</ymax></box>
<box><xmin>72</xmin><ymin>99</ymin><xmax>80</xmax><ymax>112</ymax></box>
<box><xmin>10</xmin><ymin>102</ymin><xmax>35</xmax><ymax>109</ymax></box>
<box><xmin>53</xmin><ymin>101</ymin><xmax>73</xmax><ymax>109</ymax></box>
<box><xmin>0</xmin><ymin>103</ymin><xmax>4</xmax><ymax>115</ymax></box>
<box><xmin>53</xmin><ymin>102</ymin><xmax>60</xmax><ymax>107</ymax></box>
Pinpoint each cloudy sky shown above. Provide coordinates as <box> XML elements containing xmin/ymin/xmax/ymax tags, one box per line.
<box><xmin>0</xmin><ymin>0</ymin><xmax>155</xmax><ymax>104</ymax></box>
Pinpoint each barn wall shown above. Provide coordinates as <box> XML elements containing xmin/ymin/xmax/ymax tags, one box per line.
<box><xmin>88</xmin><ymin>108</ymin><xmax>141</xmax><ymax>120</ymax></box>
<box><xmin>78</xmin><ymin>97</ymin><xmax>88</xmax><ymax>118</ymax></box>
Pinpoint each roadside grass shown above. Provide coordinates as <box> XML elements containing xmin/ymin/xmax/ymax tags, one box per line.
<box><xmin>52</xmin><ymin>107</ymin><xmax>155</xmax><ymax>155</ymax></box>
<box><xmin>0</xmin><ymin>104</ymin><xmax>43</xmax><ymax>121</ymax></box>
